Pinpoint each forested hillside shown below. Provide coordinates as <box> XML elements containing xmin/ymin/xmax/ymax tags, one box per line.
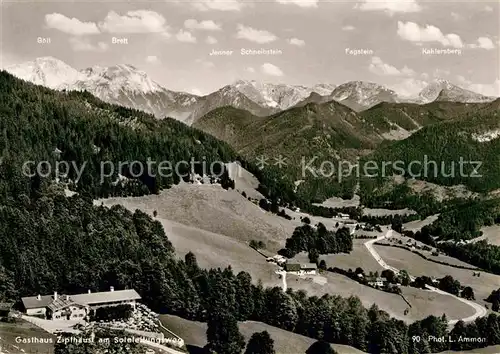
<box><xmin>361</xmin><ymin>99</ymin><xmax>500</xmax><ymax>193</ymax></box>
<box><xmin>0</xmin><ymin>71</ymin><xmax>307</xmax><ymax>207</ymax></box>
<box><xmin>194</xmin><ymin>102</ymin><xmax>381</xmax><ymax>201</ymax></box>
<box><xmin>359</xmin><ymin>100</ymin><xmax>490</xmax><ymax>134</ymax></box>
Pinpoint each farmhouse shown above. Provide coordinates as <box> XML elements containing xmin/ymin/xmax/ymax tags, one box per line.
<box><xmin>21</xmin><ymin>287</ymin><xmax>141</xmax><ymax>320</ymax></box>
<box><xmin>285</xmin><ymin>263</ymin><xmax>317</xmax><ymax>275</ymax></box>
<box><xmin>368</xmin><ymin>277</ymin><xmax>387</xmax><ymax>287</ymax></box>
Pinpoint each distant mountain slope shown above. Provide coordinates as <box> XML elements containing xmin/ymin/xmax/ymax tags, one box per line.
<box><xmin>195</xmin><ymin>101</ymin><xmax>382</xmax><ymax>163</ymax></box>
<box><xmin>359</xmin><ymin>100</ymin><xmax>494</xmax><ymax>139</ymax></box>
<box><xmin>292</xmin><ymin>92</ymin><xmax>336</xmax><ymax>108</ymax></box>
<box><xmin>231</xmin><ymin>80</ymin><xmax>336</xmax><ymax>110</ymax></box>
<box><xmin>4</xmin><ymin>58</ymin><xmax>333</xmax><ymax>124</ymax></box>
<box><xmin>185</xmin><ymin>84</ymin><xmax>278</xmax><ymax>125</ymax></box>
<box><xmin>361</xmin><ymin>98</ymin><xmax>500</xmax><ymax>194</ymax></box>
<box><xmin>418</xmin><ymin>79</ymin><xmax>495</xmax><ymax>104</ymax></box>
<box><xmin>6</xmin><ymin>56</ymin><xmax>203</xmax><ymax>122</ymax></box>
<box><xmin>6</xmin><ymin>56</ymin><xmax>82</xmax><ymax>89</ymax></box>
<box><xmin>330</xmin><ymin>81</ymin><xmax>399</xmax><ymax>111</ymax></box>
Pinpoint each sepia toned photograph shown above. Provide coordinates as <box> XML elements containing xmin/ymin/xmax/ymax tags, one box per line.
<box><xmin>0</xmin><ymin>0</ymin><xmax>499</xmax><ymax>353</ymax></box>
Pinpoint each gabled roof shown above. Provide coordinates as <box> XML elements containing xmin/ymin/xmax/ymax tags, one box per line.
<box><xmin>300</xmin><ymin>263</ymin><xmax>317</xmax><ymax>270</ymax></box>
<box><xmin>21</xmin><ymin>295</ymin><xmax>54</xmax><ymax>309</ymax></box>
<box><xmin>285</xmin><ymin>263</ymin><xmax>318</xmax><ymax>271</ymax></box>
<box><xmin>285</xmin><ymin>263</ymin><xmax>301</xmax><ymax>272</ymax></box>
<box><xmin>71</xmin><ymin>289</ymin><xmax>141</xmax><ymax>305</ymax></box>
<box><xmin>21</xmin><ymin>289</ymin><xmax>141</xmax><ymax>310</ymax></box>
<box><xmin>47</xmin><ymin>297</ymin><xmax>82</xmax><ymax>312</ymax></box>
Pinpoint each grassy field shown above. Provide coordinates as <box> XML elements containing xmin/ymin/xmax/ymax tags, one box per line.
<box><xmin>374</xmin><ymin>245</ymin><xmax>500</xmax><ymax>305</ymax></box>
<box><xmin>159</xmin><ymin>218</ymin><xmax>282</xmax><ymax>289</ymax></box>
<box><xmin>226</xmin><ymin>162</ymin><xmax>264</xmax><ymax>200</ymax></box>
<box><xmin>159</xmin><ymin>314</ymin><xmax>365</xmax><ymax>354</ymax></box>
<box><xmin>384</xmin><ymin>232</ymin><xmax>478</xmax><ymax>268</ymax></box>
<box><xmin>0</xmin><ymin>319</ymin><xmax>55</xmax><ymax>354</ymax></box>
<box><xmin>319</xmin><ymin>239</ymin><xmax>385</xmax><ymax>272</ymax></box>
<box><xmin>286</xmin><ymin>271</ymin><xmax>474</xmax><ymax>323</ymax></box>
<box><xmin>97</xmin><ymin>183</ymin><xmax>301</xmax><ymax>252</ymax></box>
<box><xmin>363</xmin><ymin>208</ymin><xmax>417</xmax><ymax>216</ymax></box>
<box><xmin>314</xmin><ymin>195</ymin><xmax>361</xmax><ymax>208</ymax></box>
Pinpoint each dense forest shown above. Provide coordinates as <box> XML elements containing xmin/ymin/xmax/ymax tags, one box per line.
<box><xmin>360</xmin><ymin>99</ymin><xmax>500</xmax><ymax>193</ymax></box>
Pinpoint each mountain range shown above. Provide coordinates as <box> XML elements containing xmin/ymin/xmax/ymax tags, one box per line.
<box><xmin>5</xmin><ymin>56</ymin><xmax>497</xmax><ymax>125</ymax></box>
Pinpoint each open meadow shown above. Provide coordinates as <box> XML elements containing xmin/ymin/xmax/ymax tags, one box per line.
<box><xmin>96</xmin><ymin>183</ymin><xmax>301</xmax><ymax>252</ymax></box>
<box><xmin>374</xmin><ymin>245</ymin><xmax>500</xmax><ymax>305</ymax></box>
<box><xmin>402</xmin><ymin>214</ymin><xmax>440</xmax><ymax>232</ymax></box>
<box><xmin>159</xmin><ymin>314</ymin><xmax>366</xmax><ymax>354</ymax></box>
<box><xmin>472</xmin><ymin>225</ymin><xmax>500</xmax><ymax>246</ymax></box>
<box><xmin>383</xmin><ymin>232</ymin><xmax>478</xmax><ymax>268</ymax></box>
<box><xmin>159</xmin><ymin>218</ymin><xmax>282</xmax><ymax>289</ymax></box>
<box><xmin>319</xmin><ymin>239</ymin><xmax>385</xmax><ymax>272</ymax></box>
<box><xmin>286</xmin><ymin>272</ymin><xmax>474</xmax><ymax>323</ymax></box>
<box><xmin>0</xmin><ymin>319</ymin><xmax>55</xmax><ymax>354</ymax></box>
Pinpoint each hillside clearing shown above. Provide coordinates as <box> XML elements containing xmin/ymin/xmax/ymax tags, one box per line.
<box><xmin>314</xmin><ymin>195</ymin><xmax>361</xmax><ymax>208</ymax></box>
<box><xmin>96</xmin><ymin>183</ymin><xmax>301</xmax><ymax>252</ymax></box>
<box><xmin>159</xmin><ymin>218</ymin><xmax>282</xmax><ymax>288</ymax></box>
<box><xmin>471</xmin><ymin>225</ymin><xmax>500</xmax><ymax>245</ymax></box>
<box><xmin>363</xmin><ymin>208</ymin><xmax>417</xmax><ymax>217</ymax></box>
<box><xmin>382</xmin><ymin>233</ymin><xmax>477</xmax><ymax>268</ymax></box>
<box><xmin>286</xmin><ymin>271</ymin><xmax>474</xmax><ymax>323</ymax></box>
<box><xmin>319</xmin><ymin>239</ymin><xmax>385</xmax><ymax>272</ymax></box>
<box><xmin>402</xmin><ymin>214</ymin><xmax>440</xmax><ymax>232</ymax></box>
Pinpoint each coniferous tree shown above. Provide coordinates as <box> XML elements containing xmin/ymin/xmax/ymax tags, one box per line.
<box><xmin>306</xmin><ymin>340</ymin><xmax>337</xmax><ymax>354</ymax></box>
<box><xmin>206</xmin><ymin>309</ymin><xmax>245</xmax><ymax>354</ymax></box>
<box><xmin>244</xmin><ymin>331</ymin><xmax>275</xmax><ymax>354</ymax></box>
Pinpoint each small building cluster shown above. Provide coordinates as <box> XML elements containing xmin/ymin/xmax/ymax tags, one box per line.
<box><xmin>266</xmin><ymin>255</ymin><xmax>287</xmax><ymax>266</ymax></box>
<box><xmin>21</xmin><ymin>287</ymin><xmax>141</xmax><ymax>321</ymax></box>
<box><xmin>284</xmin><ymin>263</ymin><xmax>318</xmax><ymax>276</ymax></box>
<box><xmin>367</xmin><ymin>277</ymin><xmax>387</xmax><ymax>287</ymax></box>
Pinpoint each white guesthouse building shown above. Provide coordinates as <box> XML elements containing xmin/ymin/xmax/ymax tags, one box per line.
<box><xmin>21</xmin><ymin>287</ymin><xmax>141</xmax><ymax>320</ymax></box>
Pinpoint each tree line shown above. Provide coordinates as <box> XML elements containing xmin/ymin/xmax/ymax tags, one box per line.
<box><xmin>278</xmin><ymin>223</ymin><xmax>353</xmax><ymax>259</ymax></box>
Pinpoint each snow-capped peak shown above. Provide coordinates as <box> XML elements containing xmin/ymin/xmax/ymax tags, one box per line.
<box><xmin>330</xmin><ymin>81</ymin><xmax>398</xmax><ymax>111</ymax></box>
<box><xmin>418</xmin><ymin>79</ymin><xmax>495</xmax><ymax>104</ymax></box>
<box><xmin>230</xmin><ymin>80</ymin><xmax>336</xmax><ymax>110</ymax></box>
<box><xmin>6</xmin><ymin>56</ymin><xmax>82</xmax><ymax>89</ymax></box>
<box><xmin>74</xmin><ymin>63</ymin><xmax>164</xmax><ymax>95</ymax></box>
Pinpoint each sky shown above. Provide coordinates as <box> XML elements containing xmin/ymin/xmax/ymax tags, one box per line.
<box><xmin>0</xmin><ymin>0</ymin><xmax>499</xmax><ymax>97</ymax></box>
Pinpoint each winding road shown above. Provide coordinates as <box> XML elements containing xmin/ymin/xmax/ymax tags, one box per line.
<box><xmin>364</xmin><ymin>229</ymin><xmax>487</xmax><ymax>325</ymax></box>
